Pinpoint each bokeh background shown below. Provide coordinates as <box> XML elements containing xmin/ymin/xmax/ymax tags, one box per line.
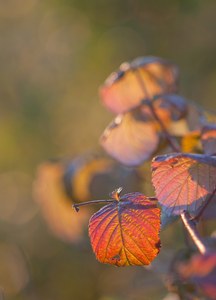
<box><xmin>0</xmin><ymin>0</ymin><xmax>216</xmax><ymax>299</ymax></box>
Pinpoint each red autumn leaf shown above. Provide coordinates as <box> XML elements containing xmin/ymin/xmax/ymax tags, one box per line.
<box><xmin>201</xmin><ymin>124</ymin><xmax>216</xmax><ymax>156</ymax></box>
<box><xmin>152</xmin><ymin>153</ymin><xmax>216</xmax><ymax>216</ymax></box>
<box><xmin>100</xmin><ymin>110</ymin><xmax>159</xmax><ymax>166</ymax></box>
<box><xmin>99</xmin><ymin>56</ymin><xmax>178</xmax><ymax>114</ymax></box>
<box><xmin>89</xmin><ymin>192</ymin><xmax>161</xmax><ymax>266</ymax></box>
<box><xmin>178</xmin><ymin>253</ymin><xmax>216</xmax><ymax>300</ymax></box>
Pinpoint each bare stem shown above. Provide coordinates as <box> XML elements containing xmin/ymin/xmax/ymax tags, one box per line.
<box><xmin>193</xmin><ymin>186</ymin><xmax>216</xmax><ymax>222</ymax></box>
<box><xmin>73</xmin><ymin>199</ymin><xmax>116</xmax><ymax>212</ymax></box>
<box><xmin>134</xmin><ymin>69</ymin><xmax>180</xmax><ymax>152</ymax></box>
<box><xmin>180</xmin><ymin>211</ymin><xmax>209</xmax><ymax>254</ymax></box>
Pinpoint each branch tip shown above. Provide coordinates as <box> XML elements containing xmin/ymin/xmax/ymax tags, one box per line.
<box><xmin>72</xmin><ymin>199</ymin><xmax>116</xmax><ymax>211</ymax></box>
<box><xmin>73</xmin><ymin>204</ymin><xmax>80</xmax><ymax>212</ymax></box>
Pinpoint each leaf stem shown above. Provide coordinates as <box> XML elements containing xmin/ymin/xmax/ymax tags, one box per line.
<box><xmin>134</xmin><ymin>69</ymin><xmax>180</xmax><ymax>152</ymax></box>
<box><xmin>192</xmin><ymin>186</ymin><xmax>216</xmax><ymax>222</ymax></box>
<box><xmin>73</xmin><ymin>199</ymin><xmax>116</xmax><ymax>212</ymax></box>
<box><xmin>180</xmin><ymin>211</ymin><xmax>209</xmax><ymax>254</ymax></box>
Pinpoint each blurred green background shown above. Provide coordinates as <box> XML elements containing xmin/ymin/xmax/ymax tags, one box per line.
<box><xmin>0</xmin><ymin>0</ymin><xmax>216</xmax><ymax>299</ymax></box>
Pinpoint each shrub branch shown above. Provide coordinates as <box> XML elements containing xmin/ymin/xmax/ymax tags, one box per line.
<box><xmin>180</xmin><ymin>211</ymin><xmax>209</xmax><ymax>254</ymax></box>
<box><xmin>134</xmin><ymin>68</ymin><xmax>180</xmax><ymax>152</ymax></box>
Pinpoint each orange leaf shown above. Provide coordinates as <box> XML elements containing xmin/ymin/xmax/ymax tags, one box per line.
<box><xmin>89</xmin><ymin>192</ymin><xmax>161</xmax><ymax>266</ymax></box>
<box><xmin>152</xmin><ymin>153</ymin><xmax>216</xmax><ymax>216</ymax></box>
<box><xmin>100</xmin><ymin>56</ymin><xmax>178</xmax><ymax>114</ymax></box>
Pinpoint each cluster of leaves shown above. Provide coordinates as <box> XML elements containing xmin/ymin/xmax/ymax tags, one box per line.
<box><xmin>72</xmin><ymin>56</ymin><xmax>216</xmax><ymax>299</ymax></box>
<box><xmin>34</xmin><ymin>153</ymin><xmax>141</xmax><ymax>242</ymax></box>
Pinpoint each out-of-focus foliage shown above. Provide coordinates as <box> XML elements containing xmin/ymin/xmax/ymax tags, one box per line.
<box><xmin>33</xmin><ymin>153</ymin><xmax>141</xmax><ymax>242</ymax></box>
<box><xmin>99</xmin><ymin>56</ymin><xmax>179</xmax><ymax>114</ymax></box>
<box><xmin>0</xmin><ymin>0</ymin><xmax>216</xmax><ymax>299</ymax></box>
<box><xmin>34</xmin><ymin>161</ymin><xmax>91</xmax><ymax>243</ymax></box>
<box><xmin>177</xmin><ymin>253</ymin><xmax>216</xmax><ymax>299</ymax></box>
<box><xmin>180</xmin><ymin>130</ymin><xmax>201</xmax><ymax>153</ymax></box>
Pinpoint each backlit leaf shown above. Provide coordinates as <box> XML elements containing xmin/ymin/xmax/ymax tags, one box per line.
<box><xmin>89</xmin><ymin>192</ymin><xmax>161</xmax><ymax>266</ymax></box>
<box><xmin>178</xmin><ymin>253</ymin><xmax>216</xmax><ymax>300</ymax></box>
<box><xmin>201</xmin><ymin>124</ymin><xmax>216</xmax><ymax>156</ymax></box>
<box><xmin>152</xmin><ymin>153</ymin><xmax>216</xmax><ymax>216</ymax></box>
<box><xmin>100</xmin><ymin>56</ymin><xmax>178</xmax><ymax>114</ymax></box>
<box><xmin>100</xmin><ymin>110</ymin><xmax>159</xmax><ymax>166</ymax></box>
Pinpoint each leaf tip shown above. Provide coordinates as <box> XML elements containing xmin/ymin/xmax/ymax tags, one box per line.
<box><xmin>110</xmin><ymin>187</ymin><xmax>123</xmax><ymax>200</ymax></box>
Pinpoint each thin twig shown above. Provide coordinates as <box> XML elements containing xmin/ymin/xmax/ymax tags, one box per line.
<box><xmin>134</xmin><ymin>69</ymin><xmax>180</xmax><ymax>152</ymax></box>
<box><xmin>193</xmin><ymin>186</ymin><xmax>216</xmax><ymax>222</ymax></box>
<box><xmin>180</xmin><ymin>211</ymin><xmax>209</xmax><ymax>254</ymax></box>
<box><xmin>73</xmin><ymin>199</ymin><xmax>116</xmax><ymax>212</ymax></box>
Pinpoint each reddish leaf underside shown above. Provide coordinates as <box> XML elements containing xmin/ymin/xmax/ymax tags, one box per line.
<box><xmin>178</xmin><ymin>253</ymin><xmax>216</xmax><ymax>300</ymax></box>
<box><xmin>100</xmin><ymin>111</ymin><xmax>159</xmax><ymax>166</ymax></box>
<box><xmin>152</xmin><ymin>153</ymin><xmax>216</xmax><ymax>216</ymax></box>
<box><xmin>89</xmin><ymin>192</ymin><xmax>161</xmax><ymax>266</ymax></box>
<box><xmin>99</xmin><ymin>56</ymin><xmax>178</xmax><ymax>114</ymax></box>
